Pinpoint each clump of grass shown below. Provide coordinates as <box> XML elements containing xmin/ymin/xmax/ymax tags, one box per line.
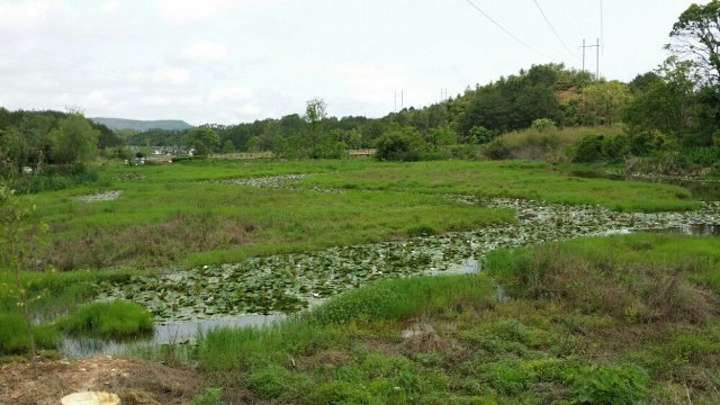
<box><xmin>406</xmin><ymin>224</ymin><xmax>437</xmax><ymax>237</ymax></box>
<box><xmin>306</xmin><ymin>274</ymin><xmax>494</xmax><ymax>326</ymax></box>
<box><xmin>570</xmin><ymin>363</ymin><xmax>650</xmax><ymax>405</ymax></box>
<box><xmin>60</xmin><ymin>300</ymin><xmax>154</xmax><ymax>339</ymax></box>
<box><xmin>485</xmin><ymin>234</ymin><xmax>717</xmax><ymax>324</ymax></box>
<box><xmin>0</xmin><ymin>313</ymin><xmax>59</xmax><ymax>355</ymax></box>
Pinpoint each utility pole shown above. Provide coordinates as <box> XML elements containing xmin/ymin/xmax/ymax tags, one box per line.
<box><xmin>401</xmin><ymin>90</ymin><xmax>404</xmax><ymax>110</ymax></box>
<box><xmin>595</xmin><ymin>37</ymin><xmax>600</xmax><ymax>79</ymax></box>
<box><xmin>394</xmin><ymin>91</ymin><xmax>397</xmax><ymax>112</ymax></box>
<box><xmin>579</xmin><ymin>38</ymin><xmax>602</xmax><ymax>79</ymax></box>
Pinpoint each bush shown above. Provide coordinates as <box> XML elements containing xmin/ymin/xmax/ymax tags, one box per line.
<box><xmin>531</xmin><ymin>118</ymin><xmax>557</xmax><ymax>132</ymax></box>
<box><xmin>469</xmin><ymin>126</ymin><xmax>496</xmax><ymax>144</ymax></box>
<box><xmin>572</xmin><ymin>134</ymin><xmax>630</xmax><ymax>163</ymax></box>
<box><xmin>628</xmin><ymin>130</ymin><xmax>668</xmax><ymax>156</ymax></box>
<box><xmin>10</xmin><ymin>164</ymin><xmax>99</xmax><ymax>194</ymax></box>
<box><xmin>374</xmin><ymin>125</ymin><xmax>427</xmax><ymax>162</ymax></box>
<box><xmin>60</xmin><ymin>300</ymin><xmax>154</xmax><ymax>339</ymax></box>
<box><xmin>483</xmin><ymin>139</ymin><xmax>511</xmax><ymax>160</ymax></box>
<box><xmin>572</xmin><ymin>135</ymin><xmax>604</xmax><ymax>163</ymax></box>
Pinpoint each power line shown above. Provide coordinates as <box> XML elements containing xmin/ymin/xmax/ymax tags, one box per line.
<box><xmin>531</xmin><ymin>0</ymin><xmax>577</xmax><ymax>58</ymax></box>
<box><xmin>462</xmin><ymin>0</ymin><xmax>558</xmax><ymax>61</ymax></box>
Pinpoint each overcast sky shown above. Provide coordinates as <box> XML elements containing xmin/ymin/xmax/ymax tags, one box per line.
<box><xmin>0</xmin><ymin>0</ymin><xmax>704</xmax><ymax>125</ymax></box>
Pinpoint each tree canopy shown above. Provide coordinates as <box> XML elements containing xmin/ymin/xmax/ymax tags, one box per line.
<box><xmin>668</xmin><ymin>0</ymin><xmax>720</xmax><ymax>85</ymax></box>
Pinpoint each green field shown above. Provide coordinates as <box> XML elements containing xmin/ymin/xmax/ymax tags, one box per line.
<box><xmin>1</xmin><ymin>157</ymin><xmax>718</xmax><ymax>404</ymax></box>
<box><xmin>22</xmin><ymin>158</ymin><xmax>701</xmax><ymax>271</ymax></box>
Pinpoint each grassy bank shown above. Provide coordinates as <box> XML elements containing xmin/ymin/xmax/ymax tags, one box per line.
<box><xmin>192</xmin><ymin>233</ymin><xmax>719</xmax><ymax>404</ymax></box>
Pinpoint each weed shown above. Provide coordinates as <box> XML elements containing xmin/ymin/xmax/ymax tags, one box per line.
<box><xmin>190</xmin><ymin>387</ymin><xmax>223</xmax><ymax>405</ymax></box>
<box><xmin>570</xmin><ymin>363</ymin><xmax>650</xmax><ymax>405</ymax></box>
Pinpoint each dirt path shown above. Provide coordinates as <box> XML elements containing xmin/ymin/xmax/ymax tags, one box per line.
<box><xmin>0</xmin><ymin>357</ymin><xmax>201</xmax><ymax>405</ymax></box>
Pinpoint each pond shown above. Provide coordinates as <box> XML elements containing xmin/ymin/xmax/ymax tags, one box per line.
<box><xmin>75</xmin><ymin>197</ymin><xmax>718</xmax><ymax>358</ymax></box>
<box><xmin>61</xmin><ymin>314</ymin><xmax>283</xmax><ymax>358</ymax></box>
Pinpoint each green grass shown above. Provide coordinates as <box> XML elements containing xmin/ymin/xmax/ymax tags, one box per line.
<box><xmin>59</xmin><ymin>300</ymin><xmax>154</xmax><ymax>339</ymax></box>
<box><xmin>0</xmin><ymin>313</ymin><xmax>59</xmax><ymax>356</ymax></box>
<box><xmin>0</xmin><ymin>268</ymin><xmax>137</xmax><ymax>321</ymax></box>
<box><xmin>301</xmin><ymin>160</ymin><xmax>699</xmax><ymax>212</ymax></box>
<box><xmin>189</xmin><ymin>233</ymin><xmax>719</xmax><ymax>404</ymax></box>
<box><xmin>14</xmin><ymin>158</ymin><xmax>700</xmax><ymax>271</ymax></box>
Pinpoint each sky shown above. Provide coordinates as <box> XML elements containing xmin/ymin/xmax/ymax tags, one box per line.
<box><xmin>0</xmin><ymin>0</ymin><xmax>706</xmax><ymax>126</ymax></box>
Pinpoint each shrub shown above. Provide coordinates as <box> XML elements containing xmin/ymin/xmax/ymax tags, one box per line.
<box><xmin>600</xmin><ymin>135</ymin><xmax>630</xmax><ymax>163</ymax></box>
<box><xmin>628</xmin><ymin>130</ymin><xmax>668</xmax><ymax>156</ymax></box>
<box><xmin>60</xmin><ymin>300</ymin><xmax>154</xmax><ymax>339</ymax></box>
<box><xmin>483</xmin><ymin>139</ymin><xmax>511</xmax><ymax>160</ymax></box>
<box><xmin>374</xmin><ymin>125</ymin><xmax>427</xmax><ymax>162</ymax></box>
<box><xmin>10</xmin><ymin>166</ymin><xmax>99</xmax><ymax>194</ymax></box>
<box><xmin>531</xmin><ymin>118</ymin><xmax>557</xmax><ymax>132</ymax></box>
<box><xmin>572</xmin><ymin>135</ymin><xmax>604</xmax><ymax>163</ymax></box>
<box><xmin>469</xmin><ymin>126</ymin><xmax>496</xmax><ymax>144</ymax></box>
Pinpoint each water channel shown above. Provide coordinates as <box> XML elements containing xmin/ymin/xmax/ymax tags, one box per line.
<box><xmin>67</xmin><ymin>197</ymin><xmax>719</xmax><ymax>358</ymax></box>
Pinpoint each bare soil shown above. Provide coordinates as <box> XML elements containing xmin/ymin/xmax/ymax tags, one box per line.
<box><xmin>0</xmin><ymin>356</ymin><xmax>201</xmax><ymax>405</ymax></box>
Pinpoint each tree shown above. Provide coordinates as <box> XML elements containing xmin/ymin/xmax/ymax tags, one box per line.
<box><xmin>668</xmin><ymin>0</ymin><xmax>720</xmax><ymax>85</ymax></box>
<box><xmin>304</xmin><ymin>98</ymin><xmax>328</xmax><ymax>125</ymax></box>
<box><xmin>47</xmin><ymin>113</ymin><xmax>100</xmax><ymax>164</ymax></box>
<box><xmin>580</xmin><ymin>81</ymin><xmax>632</xmax><ymax>126</ymax></box>
<box><xmin>221</xmin><ymin>140</ymin><xmax>235</xmax><ymax>154</ymax></box>
<box><xmin>0</xmin><ymin>182</ymin><xmax>48</xmax><ymax>378</ymax></box>
<box><xmin>189</xmin><ymin>125</ymin><xmax>220</xmax><ymax>155</ymax></box>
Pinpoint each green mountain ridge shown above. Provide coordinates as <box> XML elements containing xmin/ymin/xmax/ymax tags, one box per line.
<box><xmin>91</xmin><ymin>117</ymin><xmax>194</xmax><ymax>132</ymax></box>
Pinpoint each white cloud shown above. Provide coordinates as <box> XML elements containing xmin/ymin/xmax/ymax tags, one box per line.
<box><xmin>83</xmin><ymin>91</ymin><xmax>110</xmax><ymax>108</ymax></box>
<box><xmin>238</xmin><ymin>103</ymin><xmax>261</xmax><ymax>115</ymax></box>
<box><xmin>154</xmin><ymin>0</ymin><xmax>233</xmax><ymax>23</ymax></box>
<box><xmin>184</xmin><ymin>41</ymin><xmax>229</xmax><ymax>61</ymax></box>
<box><xmin>98</xmin><ymin>1</ymin><xmax>118</xmax><ymax>14</ymax></box>
<box><xmin>141</xmin><ymin>96</ymin><xmax>171</xmax><ymax>106</ymax></box>
<box><xmin>153</xmin><ymin>68</ymin><xmax>190</xmax><ymax>84</ymax></box>
<box><xmin>0</xmin><ymin>1</ymin><xmax>53</xmax><ymax>25</ymax></box>
<box><xmin>209</xmin><ymin>85</ymin><xmax>253</xmax><ymax>102</ymax></box>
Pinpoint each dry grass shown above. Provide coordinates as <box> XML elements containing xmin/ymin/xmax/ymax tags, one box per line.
<box><xmin>494</xmin><ymin>244</ymin><xmax>716</xmax><ymax>325</ymax></box>
<box><xmin>49</xmin><ymin>212</ymin><xmax>255</xmax><ymax>270</ymax></box>
<box><xmin>495</xmin><ymin>125</ymin><xmax>625</xmax><ymax>161</ymax></box>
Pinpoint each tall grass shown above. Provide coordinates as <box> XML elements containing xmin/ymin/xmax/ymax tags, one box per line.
<box><xmin>0</xmin><ymin>313</ymin><xmax>58</xmax><ymax>355</ymax></box>
<box><xmin>60</xmin><ymin>300</ymin><xmax>154</xmax><ymax>339</ymax></box>
<box><xmin>197</xmin><ymin>274</ymin><xmax>494</xmax><ymax>373</ymax></box>
<box><xmin>485</xmin><ymin>233</ymin><xmax>719</xmax><ymax>323</ymax></box>
<box><xmin>491</xmin><ymin>125</ymin><xmax>625</xmax><ymax>161</ymax></box>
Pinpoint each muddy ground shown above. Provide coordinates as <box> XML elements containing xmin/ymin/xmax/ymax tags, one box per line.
<box><xmin>0</xmin><ymin>357</ymin><xmax>201</xmax><ymax>405</ymax></box>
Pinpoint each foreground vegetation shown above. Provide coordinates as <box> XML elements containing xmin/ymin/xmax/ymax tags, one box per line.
<box><xmin>190</xmin><ymin>233</ymin><xmax>719</xmax><ymax>404</ymax></box>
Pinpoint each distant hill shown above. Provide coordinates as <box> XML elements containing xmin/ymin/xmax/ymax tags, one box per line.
<box><xmin>91</xmin><ymin>117</ymin><xmax>194</xmax><ymax>132</ymax></box>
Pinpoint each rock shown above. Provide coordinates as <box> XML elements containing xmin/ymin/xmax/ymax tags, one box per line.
<box><xmin>61</xmin><ymin>391</ymin><xmax>121</xmax><ymax>405</ymax></box>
